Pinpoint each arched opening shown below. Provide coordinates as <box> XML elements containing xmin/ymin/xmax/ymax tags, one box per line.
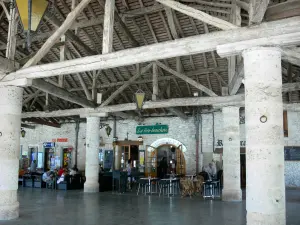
<box><xmin>145</xmin><ymin>138</ymin><xmax>187</xmax><ymax>177</ymax></box>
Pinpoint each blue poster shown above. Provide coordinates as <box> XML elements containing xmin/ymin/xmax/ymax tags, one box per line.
<box><xmin>43</xmin><ymin>142</ymin><xmax>55</xmax><ymax>148</ymax></box>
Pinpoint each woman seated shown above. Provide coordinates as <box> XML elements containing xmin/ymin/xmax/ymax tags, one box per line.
<box><xmin>42</xmin><ymin>171</ymin><xmax>54</xmax><ymax>184</ymax></box>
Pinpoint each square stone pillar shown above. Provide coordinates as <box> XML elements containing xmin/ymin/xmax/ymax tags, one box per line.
<box><xmin>84</xmin><ymin>117</ymin><xmax>100</xmax><ymax>193</ymax></box>
<box><xmin>0</xmin><ymin>86</ymin><xmax>23</xmax><ymax>220</ymax></box>
<box><xmin>243</xmin><ymin>47</ymin><xmax>285</xmax><ymax>225</ymax></box>
<box><xmin>222</xmin><ymin>106</ymin><xmax>242</xmax><ymax>202</ymax></box>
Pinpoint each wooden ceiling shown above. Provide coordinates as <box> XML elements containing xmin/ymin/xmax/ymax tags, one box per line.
<box><xmin>0</xmin><ymin>0</ymin><xmax>299</xmax><ymax>124</ymax></box>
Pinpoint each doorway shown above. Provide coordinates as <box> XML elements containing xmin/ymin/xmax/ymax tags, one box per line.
<box><xmin>28</xmin><ymin>146</ymin><xmax>38</xmax><ymax>165</ymax></box>
<box><xmin>146</xmin><ymin>144</ymin><xmax>186</xmax><ymax>178</ymax></box>
<box><xmin>240</xmin><ymin>154</ymin><xmax>246</xmax><ymax>188</ymax></box>
<box><xmin>44</xmin><ymin>148</ymin><xmax>55</xmax><ymax>171</ymax></box>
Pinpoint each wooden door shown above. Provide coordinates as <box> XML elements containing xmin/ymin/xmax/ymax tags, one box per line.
<box><xmin>176</xmin><ymin>145</ymin><xmax>186</xmax><ymax>175</ymax></box>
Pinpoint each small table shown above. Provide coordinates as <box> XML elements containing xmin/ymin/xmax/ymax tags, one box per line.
<box><xmin>140</xmin><ymin>177</ymin><xmax>159</xmax><ymax>194</ymax></box>
<box><xmin>161</xmin><ymin>178</ymin><xmax>180</xmax><ymax>196</ymax></box>
<box><xmin>203</xmin><ymin>180</ymin><xmax>221</xmax><ymax>199</ymax></box>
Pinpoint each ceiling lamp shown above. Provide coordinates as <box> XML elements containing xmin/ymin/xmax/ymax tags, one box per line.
<box><xmin>135</xmin><ymin>89</ymin><xmax>145</xmax><ymax>111</ymax></box>
<box><xmin>16</xmin><ymin>0</ymin><xmax>48</xmax><ymax>47</ymax></box>
<box><xmin>105</xmin><ymin>125</ymin><xmax>112</xmax><ymax>137</ymax></box>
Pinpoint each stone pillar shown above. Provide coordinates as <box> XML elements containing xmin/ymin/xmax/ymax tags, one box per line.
<box><xmin>114</xmin><ymin>145</ymin><xmax>121</xmax><ymax>170</ymax></box>
<box><xmin>243</xmin><ymin>47</ymin><xmax>285</xmax><ymax>225</ymax></box>
<box><xmin>0</xmin><ymin>86</ymin><xmax>23</xmax><ymax>220</ymax></box>
<box><xmin>84</xmin><ymin>117</ymin><xmax>100</xmax><ymax>193</ymax></box>
<box><xmin>222</xmin><ymin>106</ymin><xmax>242</xmax><ymax>202</ymax></box>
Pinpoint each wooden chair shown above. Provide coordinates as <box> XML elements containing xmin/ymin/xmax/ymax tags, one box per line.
<box><xmin>180</xmin><ymin>178</ymin><xmax>194</xmax><ymax>198</ymax></box>
<box><xmin>193</xmin><ymin>175</ymin><xmax>204</xmax><ymax>195</ymax></box>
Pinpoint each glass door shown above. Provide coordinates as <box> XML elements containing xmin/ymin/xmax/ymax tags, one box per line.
<box><xmin>145</xmin><ymin>145</ymin><xmax>157</xmax><ymax>178</ymax></box>
<box><xmin>121</xmin><ymin>145</ymin><xmax>130</xmax><ymax>169</ymax></box>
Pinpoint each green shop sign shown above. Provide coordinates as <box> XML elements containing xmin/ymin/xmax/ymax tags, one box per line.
<box><xmin>136</xmin><ymin>125</ymin><xmax>169</xmax><ymax>135</ymax></box>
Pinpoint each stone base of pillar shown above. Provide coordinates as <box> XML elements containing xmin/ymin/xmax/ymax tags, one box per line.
<box><xmin>84</xmin><ymin>183</ymin><xmax>99</xmax><ymax>193</ymax></box>
<box><xmin>247</xmin><ymin>212</ymin><xmax>285</xmax><ymax>225</ymax></box>
<box><xmin>0</xmin><ymin>203</ymin><xmax>19</xmax><ymax>220</ymax></box>
<box><xmin>222</xmin><ymin>188</ymin><xmax>242</xmax><ymax>202</ymax></box>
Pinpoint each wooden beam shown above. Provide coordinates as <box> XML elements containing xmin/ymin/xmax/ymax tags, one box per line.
<box><xmin>0</xmin><ymin>56</ymin><xmax>18</xmax><ymax>73</ymax></box>
<box><xmin>217</xmin><ymin>32</ymin><xmax>300</xmax><ymax>57</ymax></box>
<box><xmin>77</xmin><ymin>74</ymin><xmax>92</xmax><ymax>100</ymax></box>
<box><xmin>23</xmin><ymin>90</ymin><xmax>42</xmax><ymax>105</ymax></box>
<box><xmin>23</xmin><ymin>118</ymin><xmax>61</xmax><ymax>128</ymax></box>
<box><xmin>44</xmin><ymin>11</ymin><xmax>96</xmax><ymax>56</ymax></box>
<box><xmin>236</xmin><ymin>0</ymin><xmax>249</xmax><ymax>12</ymax></box>
<box><xmin>281</xmin><ymin>47</ymin><xmax>300</xmax><ymax>67</ymax></box>
<box><xmin>22</xmin><ymin>94</ymin><xmax>245</xmax><ymax>118</ymax></box>
<box><xmin>121</xmin><ymin>4</ymin><xmax>164</xmax><ymax>19</ymax></box>
<box><xmin>265</xmin><ymin>0</ymin><xmax>300</xmax><ymax>22</ymax></box>
<box><xmin>102</xmin><ymin>0</ymin><xmax>115</xmax><ymax>54</ymax></box>
<box><xmin>167</xmin><ymin>107</ymin><xmax>188</xmax><ymax>120</ymax></box>
<box><xmin>31</xmin><ymin>79</ymin><xmax>96</xmax><ymax>108</ymax></box>
<box><xmin>23</xmin><ymin>0</ymin><xmax>94</xmax><ymax>68</ymax></box>
<box><xmin>21</xmin><ymin>123</ymin><xmax>35</xmax><ymax>129</ymax></box>
<box><xmin>156</xmin><ymin>0</ymin><xmax>238</xmax><ymax>30</ymax></box>
<box><xmin>99</xmin><ymin>63</ymin><xmax>153</xmax><ymax>107</ymax></box>
<box><xmin>229</xmin><ymin>63</ymin><xmax>244</xmax><ymax>96</ymax></box>
<box><xmin>156</xmin><ymin>61</ymin><xmax>217</xmax><ymax>96</ymax></box>
<box><xmin>152</xmin><ymin>63</ymin><xmax>158</xmax><ymax>101</ymax></box>
<box><xmin>3</xmin><ymin>17</ymin><xmax>300</xmax><ymax>82</ymax></box>
<box><xmin>283</xmin><ymin>82</ymin><xmax>300</xmax><ymax>93</ymax></box>
<box><xmin>249</xmin><ymin>0</ymin><xmax>270</xmax><ymax>24</ymax></box>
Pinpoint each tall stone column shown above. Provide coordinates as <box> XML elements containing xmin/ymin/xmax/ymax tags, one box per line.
<box><xmin>0</xmin><ymin>86</ymin><xmax>23</xmax><ymax>220</ymax></box>
<box><xmin>84</xmin><ymin>117</ymin><xmax>100</xmax><ymax>193</ymax></box>
<box><xmin>243</xmin><ymin>47</ymin><xmax>285</xmax><ymax>225</ymax></box>
<box><xmin>222</xmin><ymin>106</ymin><xmax>242</xmax><ymax>201</ymax></box>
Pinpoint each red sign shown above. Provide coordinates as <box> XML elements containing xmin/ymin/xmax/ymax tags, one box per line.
<box><xmin>57</xmin><ymin>138</ymin><xmax>68</xmax><ymax>142</ymax></box>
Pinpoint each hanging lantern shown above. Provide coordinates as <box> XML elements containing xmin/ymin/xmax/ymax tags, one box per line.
<box><xmin>16</xmin><ymin>0</ymin><xmax>48</xmax><ymax>31</ymax></box>
<box><xmin>21</xmin><ymin>129</ymin><xmax>26</xmax><ymax>138</ymax></box>
<box><xmin>16</xmin><ymin>0</ymin><xmax>48</xmax><ymax>47</ymax></box>
<box><xmin>135</xmin><ymin>89</ymin><xmax>145</xmax><ymax>111</ymax></box>
<box><xmin>105</xmin><ymin>125</ymin><xmax>112</xmax><ymax>137</ymax></box>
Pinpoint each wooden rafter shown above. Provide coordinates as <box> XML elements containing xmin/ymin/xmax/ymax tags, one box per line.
<box><xmin>249</xmin><ymin>0</ymin><xmax>270</xmax><ymax>24</ymax></box>
<box><xmin>156</xmin><ymin>61</ymin><xmax>217</xmax><ymax>97</ymax></box>
<box><xmin>156</xmin><ymin>0</ymin><xmax>238</xmax><ymax>30</ymax></box>
<box><xmin>22</xmin><ymin>94</ymin><xmax>245</xmax><ymax>118</ymax></box>
<box><xmin>5</xmin><ymin>16</ymin><xmax>300</xmax><ymax>83</ymax></box>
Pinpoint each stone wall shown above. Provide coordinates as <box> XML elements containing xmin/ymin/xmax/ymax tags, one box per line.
<box><xmin>20</xmin><ymin>110</ymin><xmax>300</xmax><ymax>187</ymax></box>
<box><xmin>20</xmin><ymin>116</ymin><xmax>198</xmax><ymax>174</ymax></box>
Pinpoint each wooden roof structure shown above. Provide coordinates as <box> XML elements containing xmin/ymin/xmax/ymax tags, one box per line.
<box><xmin>0</xmin><ymin>0</ymin><xmax>299</xmax><ymax>126</ymax></box>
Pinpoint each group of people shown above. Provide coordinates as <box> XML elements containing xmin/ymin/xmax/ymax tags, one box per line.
<box><xmin>41</xmin><ymin>165</ymin><xmax>79</xmax><ymax>186</ymax></box>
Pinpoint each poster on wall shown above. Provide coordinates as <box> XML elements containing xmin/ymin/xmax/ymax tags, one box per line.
<box><xmin>50</xmin><ymin>156</ymin><xmax>56</xmax><ymax>170</ymax></box>
<box><xmin>104</xmin><ymin>150</ymin><xmax>113</xmax><ymax>170</ymax></box>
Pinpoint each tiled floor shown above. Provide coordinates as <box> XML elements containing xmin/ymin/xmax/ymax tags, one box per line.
<box><xmin>0</xmin><ymin>188</ymin><xmax>299</xmax><ymax>225</ymax></box>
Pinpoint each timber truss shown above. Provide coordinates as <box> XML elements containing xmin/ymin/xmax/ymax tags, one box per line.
<box><xmin>0</xmin><ymin>0</ymin><xmax>300</xmax><ymax>126</ymax></box>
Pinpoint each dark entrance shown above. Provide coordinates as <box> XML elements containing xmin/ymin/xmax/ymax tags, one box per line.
<box><xmin>240</xmin><ymin>154</ymin><xmax>246</xmax><ymax>188</ymax></box>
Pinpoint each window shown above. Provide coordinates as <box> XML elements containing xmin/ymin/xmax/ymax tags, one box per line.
<box><xmin>283</xmin><ymin>111</ymin><xmax>288</xmax><ymax>137</ymax></box>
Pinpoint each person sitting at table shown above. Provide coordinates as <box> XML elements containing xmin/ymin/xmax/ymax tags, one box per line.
<box><xmin>42</xmin><ymin>171</ymin><xmax>54</xmax><ymax>186</ymax></box>
<box><xmin>58</xmin><ymin>167</ymin><xmax>64</xmax><ymax>177</ymax></box>
<box><xmin>57</xmin><ymin>172</ymin><xmax>66</xmax><ymax>184</ymax></box>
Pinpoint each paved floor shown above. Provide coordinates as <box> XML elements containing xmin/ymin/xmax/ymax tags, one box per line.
<box><xmin>0</xmin><ymin>188</ymin><xmax>299</xmax><ymax>225</ymax></box>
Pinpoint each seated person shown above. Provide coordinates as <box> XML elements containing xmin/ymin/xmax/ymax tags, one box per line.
<box><xmin>57</xmin><ymin>172</ymin><xmax>65</xmax><ymax>184</ymax></box>
<box><xmin>58</xmin><ymin>167</ymin><xmax>64</xmax><ymax>177</ymax></box>
<box><xmin>42</xmin><ymin>171</ymin><xmax>54</xmax><ymax>183</ymax></box>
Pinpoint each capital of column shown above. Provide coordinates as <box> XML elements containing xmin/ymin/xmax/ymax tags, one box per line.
<box><xmin>242</xmin><ymin>47</ymin><xmax>281</xmax><ymax>59</ymax></box>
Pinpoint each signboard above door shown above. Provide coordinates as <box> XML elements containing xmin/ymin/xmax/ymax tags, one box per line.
<box><xmin>136</xmin><ymin>125</ymin><xmax>168</xmax><ymax>135</ymax></box>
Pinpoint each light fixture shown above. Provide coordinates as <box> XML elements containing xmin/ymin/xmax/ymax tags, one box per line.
<box><xmin>113</xmin><ymin>136</ymin><xmax>118</xmax><ymax>142</ymax></box>
<box><xmin>134</xmin><ymin>89</ymin><xmax>145</xmax><ymax>111</ymax></box>
<box><xmin>138</xmin><ymin>136</ymin><xmax>143</xmax><ymax>142</ymax></box>
<box><xmin>16</xmin><ymin>0</ymin><xmax>49</xmax><ymax>47</ymax></box>
<box><xmin>21</xmin><ymin>129</ymin><xmax>26</xmax><ymax>138</ymax></box>
<box><xmin>193</xmin><ymin>92</ymin><xmax>199</xmax><ymax>97</ymax></box>
<box><xmin>105</xmin><ymin>125</ymin><xmax>112</xmax><ymax>137</ymax></box>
